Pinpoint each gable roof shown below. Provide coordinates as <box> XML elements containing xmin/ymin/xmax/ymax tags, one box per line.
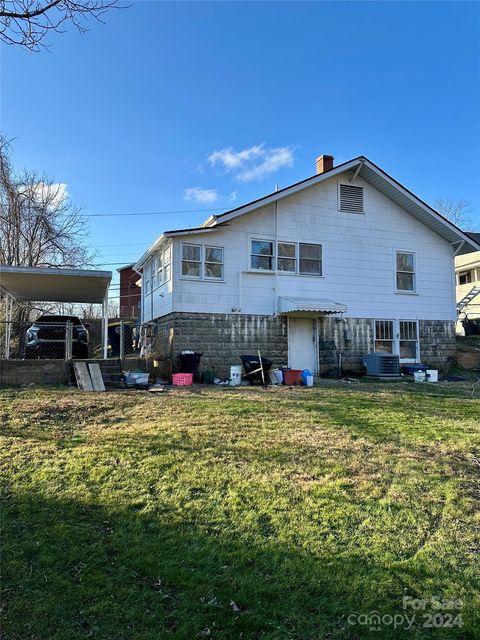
<box><xmin>134</xmin><ymin>156</ymin><xmax>480</xmax><ymax>269</ymax></box>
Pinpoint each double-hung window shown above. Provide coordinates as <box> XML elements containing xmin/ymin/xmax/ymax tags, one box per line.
<box><xmin>205</xmin><ymin>247</ymin><xmax>224</xmax><ymax>279</ymax></box>
<box><xmin>251</xmin><ymin>240</ymin><xmax>274</xmax><ymax>271</ymax></box>
<box><xmin>396</xmin><ymin>252</ymin><xmax>415</xmax><ymax>292</ymax></box>
<box><xmin>299</xmin><ymin>243</ymin><xmax>322</xmax><ymax>275</ymax></box>
<box><xmin>157</xmin><ymin>246</ymin><xmax>171</xmax><ymax>284</ymax></box>
<box><xmin>182</xmin><ymin>244</ymin><xmax>202</xmax><ymax>278</ymax></box>
<box><xmin>181</xmin><ymin>243</ymin><xmax>224</xmax><ymax>280</ymax></box>
<box><xmin>277</xmin><ymin>242</ymin><xmax>296</xmax><ymax>272</ymax></box>
<box><xmin>144</xmin><ymin>261</ymin><xmax>152</xmax><ymax>294</ymax></box>
<box><xmin>251</xmin><ymin>240</ymin><xmax>322</xmax><ymax>275</ymax></box>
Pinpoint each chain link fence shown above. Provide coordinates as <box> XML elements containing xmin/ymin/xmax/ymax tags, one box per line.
<box><xmin>0</xmin><ymin>318</ymin><xmax>139</xmax><ymax>360</ymax></box>
<box><xmin>0</xmin><ymin>320</ymin><xmax>79</xmax><ymax>360</ymax></box>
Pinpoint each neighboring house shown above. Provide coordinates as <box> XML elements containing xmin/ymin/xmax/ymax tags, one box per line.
<box><xmin>133</xmin><ymin>155</ymin><xmax>480</xmax><ymax>375</ymax></box>
<box><xmin>455</xmin><ymin>232</ymin><xmax>480</xmax><ymax>332</ymax></box>
<box><xmin>117</xmin><ymin>264</ymin><xmax>141</xmax><ymax>319</ymax></box>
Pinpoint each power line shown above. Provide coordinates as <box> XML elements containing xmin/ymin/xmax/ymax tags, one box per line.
<box><xmin>84</xmin><ymin>208</ymin><xmax>227</xmax><ymax>218</ymax></box>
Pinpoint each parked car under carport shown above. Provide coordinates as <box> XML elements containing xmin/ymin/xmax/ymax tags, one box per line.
<box><xmin>25</xmin><ymin>314</ymin><xmax>89</xmax><ymax>359</ymax></box>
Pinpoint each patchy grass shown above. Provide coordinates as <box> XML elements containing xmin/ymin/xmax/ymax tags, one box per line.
<box><xmin>1</xmin><ymin>383</ymin><xmax>479</xmax><ymax>639</ymax></box>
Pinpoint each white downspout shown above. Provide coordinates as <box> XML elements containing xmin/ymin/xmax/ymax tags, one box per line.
<box><xmin>102</xmin><ymin>291</ymin><xmax>109</xmax><ymax>359</ymax></box>
<box><xmin>274</xmin><ymin>199</ymin><xmax>279</xmax><ymax>316</ymax></box>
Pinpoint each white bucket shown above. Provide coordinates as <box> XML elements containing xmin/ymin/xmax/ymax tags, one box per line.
<box><xmin>305</xmin><ymin>375</ymin><xmax>314</xmax><ymax>387</ymax></box>
<box><xmin>414</xmin><ymin>370</ymin><xmax>426</xmax><ymax>383</ymax></box>
<box><xmin>230</xmin><ymin>365</ymin><xmax>242</xmax><ymax>386</ymax></box>
<box><xmin>426</xmin><ymin>369</ymin><xmax>438</xmax><ymax>383</ymax></box>
<box><xmin>273</xmin><ymin>369</ymin><xmax>283</xmax><ymax>384</ymax></box>
<box><xmin>268</xmin><ymin>370</ymin><xmax>278</xmax><ymax>384</ymax></box>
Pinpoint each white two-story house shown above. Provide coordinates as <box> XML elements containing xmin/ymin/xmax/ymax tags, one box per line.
<box><xmin>133</xmin><ymin>155</ymin><xmax>479</xmax><ymax>375</ymax></box>
<box><xmin>455</xmin><ymin>232</ymin><xmax>480</xmax><ymax>334</ymax></box>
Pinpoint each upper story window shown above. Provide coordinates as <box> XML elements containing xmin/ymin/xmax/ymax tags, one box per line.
<box><xmin>299</xmin><ymin>243</ymin><xmax>322</xmax><ymax>275</ymax></box>
<box><xmin>144</xmin><ymin>261</ymin><xmax>152</xmax><ymax>294</ymax></box>
<box><xmin>251</xmin><ymin>239</ymin><xmax>322</xmax><ymax>276</ymax></box>
<box><xmin>458</xmin><ymin>270</ymin><xmax>473</xmax><ymax>285</ymax></box>
<box><xmin>157</xmin><ymin>246</ymin><xmax>171</xmax><ymax>284</ymax></box>
<box><xmin>182</xmin><ymin>244</ymin><xmax>201</xmax><ymax>278</ymax></box>
<box><xmin>181</xmin><ymin>243</ymin><xmax>224</xmax><ymax>280</ymax></box>
<box><xmin>251</xmin><ymin>240</ymin><xmax>274</xmax><ymax>270</ymax></box>
<box><xmin>396</xmin><ymin>251</ymin><xmax>415</xmax><ymax>292</ymax></box>
<box><xmin>339</xmin><ymin>184</ymin><xmax>364</xmax><ymax>213</ymax></box>
<box><xmin>205</xmin><ymin>246</ymin><xmax>224</xmax><ymax>279</ymax></box>
<box><xmin>277</xmin><ymin>242</ymin><xmax>296</xmax><ymax>272</ymax></box>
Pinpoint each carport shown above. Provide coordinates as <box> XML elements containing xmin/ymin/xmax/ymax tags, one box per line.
<box><xmin>0</xmin><ymin>266</ymin><xmax>112</xmax><ymax>359</ymax></box>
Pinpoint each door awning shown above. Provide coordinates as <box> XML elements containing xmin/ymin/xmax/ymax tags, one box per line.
<box><xmin>278</xmin><ymin>297</ymin><xmax>347</xmax><ymax>316</ymax></box>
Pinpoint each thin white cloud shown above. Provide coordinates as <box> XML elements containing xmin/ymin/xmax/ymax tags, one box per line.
<box><xmin>208</xmin><ymin>144</ymin><xmax>264</xmax><ymax>170</ymax></box>
<box><xmin>20</xmin><ymin>182</ymin><xmax>69</xmax><ymax>208</ymax></box>
<box><xmin>207</xmin><ymin>144</ymin><xmax>294</xmax><ymax>182</ymax></box>
<box><xmin>183</xmin><ymin>186</ymin><xmax>220</xmax><ymax>204</ymax></box>
<box><xmin>228</xmin><ymin>190</ymin><xmax>238</xmax><ymax>203</ymax></box>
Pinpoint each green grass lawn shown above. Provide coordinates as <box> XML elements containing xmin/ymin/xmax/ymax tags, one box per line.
<box><xmin>1</xmin><ymin>382</ymin><xmax>479</xmax><ymax>639</ymax></box>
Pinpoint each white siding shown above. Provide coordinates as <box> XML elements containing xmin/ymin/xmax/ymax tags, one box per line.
<box><xmin>144</xmin><ymin>171</ymin><xmax>457</xmax><ymax>322</ymax></box>
<box><xmin>141</xmin><ymin>241</ymin><xmax>173</xmax><ymax>322</ymax></box>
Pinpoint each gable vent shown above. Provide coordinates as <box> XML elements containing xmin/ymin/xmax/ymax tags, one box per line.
<box><xmin>339</xmin><ymin>184</ymin><xmax>364</xmax><ymax>213</ymax></box>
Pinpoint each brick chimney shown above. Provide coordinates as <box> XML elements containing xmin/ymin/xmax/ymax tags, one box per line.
<box><xmin>316</xmin><ymin>155</ymin><xmax>334</xmax><ymax>174</ymax></box>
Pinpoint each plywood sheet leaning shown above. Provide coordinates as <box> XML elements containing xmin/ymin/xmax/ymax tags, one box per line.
<box><xmin>88</xmin><ymin>363</ymin><xmax>106</xmax><ymax>392</ymax></box>
<box><xmin>73</xmin><ymin>361</ymin><xmax>94</xmax><ymax>391</ymax></box>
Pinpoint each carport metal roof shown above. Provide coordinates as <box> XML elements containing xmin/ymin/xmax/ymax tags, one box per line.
<box><xmin>0</xmin><ymin>266</ymin><xmax>112</xmax><ymax>303</ymax></box>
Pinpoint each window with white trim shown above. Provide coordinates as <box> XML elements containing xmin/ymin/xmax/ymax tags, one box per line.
<box><xmin>204</xmin><ymin>246</ymin><xmax>224</xmax><ymax>279</ymax></box>
<box><xmin>399</xmin><ymin>321</ymin><xmax>419</xmax><ymax>361</ymax></box>
<box><xmin>277</xmin><ymin>242</ymin><xmax>296</xmax><ymax>272</ymax></box>
<box><xmin>157</xmin><ymin>246</ymin><xmax>171</xmax><ymax>284</ymax></box>
<box><xmin>458</xmin><ymin>270</ymin><xmax>473</xmax><ymax>285</ymax></box>
<box><xmin>181</xmin><ymin>243</ymin><xmax>224</xmax><ymax>280</ymax></box>
<box><xmin>396</xmin><ymin>252</ymin><xmax>415</xmax><ymax>292</ymax></box>
<box><xmin>299</xmin><ymin>243</ymin><xmax>322</xmax><ymax>275</ymax></box>
<box><xmin>182</xmin><ymin>244</ymin><xmax>201</xmax><ymax>278</ymax></box>
<box><xmin>374</xmin><ymin>319</ymin><xmax>420</xmax><ymax>362</ymax></box>
<box><xmin>374</xmin><ymin>320</ymin><xmax>394</xmax><ymax>354</ymax></box>
<box><xmin>251</xmin><ymin>240</ymin><xmax>274</xmax><ymax>271</ymax></box>
<box><xmin>144</xmin><ymin>261</ymin><xmax>152</xmax><ymax>294</ymax></box>
<box><xmin>251</xmin><ymin>239</ymin><xmax>322</xmax><ymax>275</ymax></box>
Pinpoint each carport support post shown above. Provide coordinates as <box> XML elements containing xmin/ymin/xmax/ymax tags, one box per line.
<box><xmin>4</xmin><ymin>293</ymin><xmax>13</xmax><ymax>359</ymax></box>
<box><xmin>102</xmin><ymin>293</ymin><xmax>109</xmax><ymax>359</ymax></box>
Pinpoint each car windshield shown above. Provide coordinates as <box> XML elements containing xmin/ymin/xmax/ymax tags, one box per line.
<box><xmin>36</xmin><ymin>315</ymin><xmax>82</xmax><ymax>325</ymax></box>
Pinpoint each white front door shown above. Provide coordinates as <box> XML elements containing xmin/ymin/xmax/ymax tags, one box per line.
<box><xmin>288</xmin><ymin>318</ymin><xmax>318</xmax><ymax>373</ymax></box>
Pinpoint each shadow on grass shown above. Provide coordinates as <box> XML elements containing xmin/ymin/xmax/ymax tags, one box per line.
<box><xmin>2</xmin><ymin>492</ymin><xmax>477</xmax><ymax>640</ymax></box>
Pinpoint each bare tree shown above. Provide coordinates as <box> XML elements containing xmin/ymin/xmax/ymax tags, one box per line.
<box><xmin>435</xmin><ymin>197</ymin><xmax>477</xmax><ymax>230</ymax></box>
<box><xmin>0</xmin><ymin>0</ymin><xmax>119</xmax><ymax>50</ymax></box>
<box><xmin>0</xmin><ymin>136</ymin><xmax>96</xmax><ymax>269</ymax></box>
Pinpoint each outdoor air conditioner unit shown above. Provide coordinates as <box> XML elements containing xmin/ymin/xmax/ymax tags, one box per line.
<box><xmin>362</xmin><ymin>353</ymin><xmax>400</xmax><ymax>377</ymax></box>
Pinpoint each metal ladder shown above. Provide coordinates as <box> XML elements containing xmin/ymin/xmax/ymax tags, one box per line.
<box><xmin>457</xmin><ymin>286</ymin><xmax>480</xmax><ymax>315</ymax></box>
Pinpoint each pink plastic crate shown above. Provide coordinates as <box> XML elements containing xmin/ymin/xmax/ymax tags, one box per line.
<box><xmin>172</xmin><ymin>373</ymin><xmax>193</xmax><ymax>386</ymax></box>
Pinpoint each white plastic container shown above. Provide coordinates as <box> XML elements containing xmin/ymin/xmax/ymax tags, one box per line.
<box><xmin>230</xmin><ymin>365</ymin><xmax>242</xmax><ymax>386</ymax></box>
<box><xmin>426</xmin><ymin>369</ymin><xmax>438</xmax><ymax>383</ymax></box>
<box><xmin>305</xmin><ymin>375</ymin><xmax>314</xmax><ymax>387</ymax></box>
<box><xmin>414</xmin><ymin>371</ymin><xmax>426</xmax><ymax>383</ymax></box>
<box><xmin>273</xmin><ymin>369</ymin><xmax>283</xmax><ymax>384</ymax></box>
<box><xmin>268</xmin><ymin>370</ymin><xmax>278</xmax><ymax>385</ymax></box>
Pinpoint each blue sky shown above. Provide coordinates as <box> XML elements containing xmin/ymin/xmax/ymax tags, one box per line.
<box><xmin>2</xmin><ymin>0</ymin><xmax>480</xmax><ymax>293</ymax></box>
